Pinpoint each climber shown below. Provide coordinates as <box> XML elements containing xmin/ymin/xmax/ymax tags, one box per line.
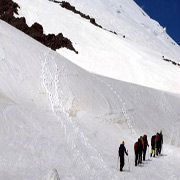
<box><xmin>138</xmin><ymin>137</ymin><xmax>143</xmax><ymax>164</ymax></box>
<box><xmin>155</xmin><ymin>133</ymin><xmax>161</xmax><ymax>156</ymax></box>
<box><xmin>142</xmin><ymin>134</ymin><xmax>149</xmax><ymax>161</ymax></box>
<box><xmin>134</xmin><ymin>140</ymin><xmax>139</xmax><ymax>166</ymax></box>
<box><xmin>119</xmin><ymin>141</ymin><xmax>128</xmax><ymax>171</ymax></box>
<box><xmin>159</xmin><ymin>130</ymin><xmax>163</xmax><ymax>154</ymax></box>
<box><xmin>151</xmin><ymin>134</ymin><xmax>156</xmax><ymax>157</ymax></box>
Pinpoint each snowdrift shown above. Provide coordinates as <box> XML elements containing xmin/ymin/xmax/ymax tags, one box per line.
<box><xmin>1</xmin><ymin>20</ymin><xmax>180</xmax><ymax>179</ymax></box>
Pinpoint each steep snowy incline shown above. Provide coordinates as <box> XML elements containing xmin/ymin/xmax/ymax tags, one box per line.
<box><xmin>14</xmin><ymin>0</ymin><xmax>180</xmax><ymax>95</ymax></box>
<box><xmin>63</xmin><ymin>0</ymin><xmax>180</xmax><ymax>56</ymax></box>
<box><xmin>0</xmin><ymin>20</ymin><xmax>71</xmax><ymax>180</ymax></box>
<box><xmin>1</xmin><ymin>20</ymin><xmax>180</xmax><ymax>180</ymax></box>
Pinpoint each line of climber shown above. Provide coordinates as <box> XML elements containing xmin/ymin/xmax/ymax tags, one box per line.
<box><xmin>118</xmin><ymin>130</ymin><xmax>163</xmax><ymax>171</ymax></box>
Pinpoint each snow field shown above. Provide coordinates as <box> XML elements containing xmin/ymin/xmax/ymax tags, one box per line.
<box><xmin>14</xmin><ymin>0</ymin><xmax>180</xmax><ymax>94</ymax></box>
<box><xmin>1</xmin><ymin>0</ymin><xmax>180</xmax><ymax>178</ymax></box>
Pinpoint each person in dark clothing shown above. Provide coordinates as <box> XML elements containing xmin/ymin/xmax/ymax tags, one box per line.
<box><xmin>119</xmin><ymin>141</ymin><xmax>128</xmax><ymax>171</ymax></box>
<box><xmin>134</xmin><ymin>141</ymin><xmax>139</xmax><ymax>166</ymax></box>
<box><xmin>142</xmin><ymin>134</ymin><xmax>149</xmax><ymax>161</ymax></box>
<box><xmin>159</xmin><ymin>130</ymin><xmax>163</xmax><ymax>154</ymax></box>
<box><xmin>151</xmin><ymin>135</ymin><xmax>156</xmax><ymax>157</ymax></box>
<box><xmin>155</xmin><ymin>133</ymin><xmax>161</xmax><ymax>156</ymax></box>
<box><xmin>138</xmin><ymin>137</ymin><xmax>143</xmax><ymax>164</ymax></box>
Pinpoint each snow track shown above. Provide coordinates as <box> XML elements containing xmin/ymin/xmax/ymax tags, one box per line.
<box><xmin>95</xmin><ymin>76</ymin><xmax>137</xmax><ymax>137</ymax></box>
<box><xmin>41</xmin><ymin>51</ymin><xmax>119</xmax><ymax>180</ymax></box>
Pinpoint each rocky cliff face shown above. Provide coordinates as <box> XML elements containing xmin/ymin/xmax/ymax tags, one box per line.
<box><xmin>0</xmin><ymin>0</ymin><xmax>78</xmax><ymax>53</ymax></box>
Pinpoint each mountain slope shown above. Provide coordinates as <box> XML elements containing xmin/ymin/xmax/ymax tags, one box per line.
<box><xmin>13</xmin><ymin>0</ymin><xmax>180</xmax><ymax>95</ymax></box>
<box><xmin>1</xmin><ymin>20</ymin><xmax>180</xmax><ymax>180</ymax></box>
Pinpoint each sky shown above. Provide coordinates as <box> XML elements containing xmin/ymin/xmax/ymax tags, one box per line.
<box><xmin>135</xmin><ymin>0</ymin><xmax>180</xmax><ymax>45</ymax></box>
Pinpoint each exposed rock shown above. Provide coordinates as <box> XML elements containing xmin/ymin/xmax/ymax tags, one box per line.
<box><xmin>0</xmin><ymin>0</ymin><xmax>78</xmax><ymax>53</ymax></box>
<box><xmin>11</xmin><ymin>17</ymin><xmax>29</xmax><ymax>32</ymax></box>
<box><xmin>49</xmin><ymin>0</ymin><xmax>117</xmax><ymax>35</ymax></box>
<box><xmin>162</xmin><ymin>56</ymin><xmax>180</xmax><ymax>68</ymax></box>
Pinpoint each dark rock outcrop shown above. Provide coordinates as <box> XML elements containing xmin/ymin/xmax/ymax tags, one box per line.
<box><xmin>162</xmin><ymin>56</ymin><xmax>180</xmax><ymax>67</ymax></box>
<box><xmin>49</xmin><ymin>0</ymin><xmax>118</xmax><ymax>35</ymax></box>
<box><xmin>10</xmin><ymin>17</ymin><xmax>29</xmax><ymax>32</ymax></box>
<box><xmin>59</xmin><ymin>1</ymin><xmax>102</xmax><ymax>28</ymax></box>
<box><xmin>0</xmin><ymin>0</ymin><xmax>78</xmax><ymax>53</ymax></box>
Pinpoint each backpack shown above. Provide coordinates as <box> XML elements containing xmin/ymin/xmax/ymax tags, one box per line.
<box><xmin>155</xmin><ymin>134</ymin><xmax>161</xmax><ymax>142</ymax></box>
<box><xmin>134</xmin><ymin>142</ymin><xmax>139</xmax><ymax>152</ymax></box>
<box><xmin>151</xmin><ymin>135</ymin><xmax>156</xmax><ymax>145</ymax></box>
<box><xmin>143</xmin><ymin>135</ymin><xmax>148</xmax><ymax>147</ymax></box>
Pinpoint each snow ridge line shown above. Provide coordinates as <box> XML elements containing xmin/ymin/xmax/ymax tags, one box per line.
<box><xmin>95</xmin><ymin>76</ymin><xmax>137</xmax><ymax>136</ymax></box>
<box><xmin>41</xmin><ymin>51</ymin><xmax>119</xmax><ymax>180</ymax></box>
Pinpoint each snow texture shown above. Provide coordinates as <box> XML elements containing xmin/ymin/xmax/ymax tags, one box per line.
<box><xmin>47</xmin><ymin>169</ymin><xmax>60</xmax><ymax>180</ymax></box>
<box><xmin>0</xmin><ymin>0</ymin><xmax>180</xmax><ymax>179</ymax></box>
<box><xmin>14</xmin><ymin>0</ymin><xmax>180</xmax><ymax>94</ymax></box>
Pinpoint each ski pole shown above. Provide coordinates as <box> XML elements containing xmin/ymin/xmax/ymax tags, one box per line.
<box><xmin>147</xmin><ymin>146</ymin><xmax>150</xmax><ymax>160</ymax></box>
<box><xmin>117</xmin><ymin>154</ymin><xmax>119</xmax><ymax>170</ymax></box>
<box><xmin>127</xmin><ymin>155</ymin><xmax>130</xmax><ymax>171</ymax></box>
<box><xmin>161</xmin><ymin>144</ymin><xmax>163</xmax><ymax>155</ymax></box>
<box><xmin>126</xmin><ymin>150</ymin><xmax>130</xmax><ymax>172</ymax></box>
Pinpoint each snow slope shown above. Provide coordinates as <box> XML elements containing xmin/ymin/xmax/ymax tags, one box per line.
<box><xmin>14</xmin><ymin>0</ymin><xmax>180</xmax><ymax>94</ymax></box>
<box><xmin>1</xmin><ymin>20</ymin><xmax>180</xmax><ymax>180</ymax></box>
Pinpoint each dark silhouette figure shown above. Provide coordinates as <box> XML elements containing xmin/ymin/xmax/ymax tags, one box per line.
<box><xmin>151</xmin><ymin>135</ymin><xmax>156</xmax><ymax>157</ymax></box>
<box><xmin>138</xmin><ymin>137</ymin><xmax>143</xmax><ymax>164</ymax></box>
<box><xmin>119</xmin><ymin>141</ymin><xmax>128</xmax><ymax>171</ymax></box>
<box><xmin>134</xmin><ymin>141</ymin><xmax>139</xmax><ymax>166</ymax></box>
<box><xmin>155</xmin><ymin>133</ymin><xmax>161</xmax><ymax>156</ymax></box>
<box><xmin>142</xmin><ymin>134</ymin><xmax>149</xmax><ymax>161</ymax></box>
<box><xmin>159</xmin><ymin>130</ymin><xmax>163</xmax><ymax>154</ymax></box>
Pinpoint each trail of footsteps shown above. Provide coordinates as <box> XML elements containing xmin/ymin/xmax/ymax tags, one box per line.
<box><xmin>94</xmin><ymin>77</ymin><xmax>166</xmax><ymax>176</ymax></box>
<box><xmin>41</xmin><ymin>51</ymin><xmax>119</xmax><ymax>180</ymax></box>
<box><xmin>94</xmin><ymin>76</ymin><xmax>137</xmax><ymax>137</ymax></box>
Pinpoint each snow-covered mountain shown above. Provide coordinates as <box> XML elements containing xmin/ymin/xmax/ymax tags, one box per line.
<box><xmin>14</xmin><ymin>0</ymin><xmax>180</xmax><ymax>94</ymax></box>
<box><xmin>0</xmin><ymin>0</ymin><xmax>180</xmax><ymax>179</ymax></box>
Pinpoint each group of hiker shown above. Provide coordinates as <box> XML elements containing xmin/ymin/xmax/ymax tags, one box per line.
<box><xmin>134</xmin><ymin>134</ymin><xmax>149</xmax><ymax>166</ymax></box>
<box><xmin>150</xmin><ymin>131</ymin><xmax>163</xmax><ymax>157</ymax></box>
<box><xmin>118</xmin><ymin>130</ymin><xmax>163</xmax><ymax>171</ymax></box>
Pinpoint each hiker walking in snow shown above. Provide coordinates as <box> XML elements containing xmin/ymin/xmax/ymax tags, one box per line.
<box><xmin>155</xmin><ymin>133</ymin><xmax>161</xmax><ymax>156</ymax></box>
<box><xmin>142</xmin><ymin>134</ymin><xmax>149</xmax><ymax>161</ymax></box>
<box><xmin>159</xmin><ymin>130</ymin><xmax>163</xmax><ymax>154</ymax></box>
<box><xmin>134</xmin><ymin>140</ymin><xmax>139</xmax><ymax>166</ymax></box>
<box><xmin>119</xmin><ymin>141</ymin><xmax>128</xmax><ymax>171</ymax></box>
<box><xmin>151</xmin><ymin>135</ymin><xmax>156</xmax><ymax>157</ymax></box>
<box><xmin>138</xmin><ymin>137</ymin><xmax>143</xmax><ymax>164</ymax></box>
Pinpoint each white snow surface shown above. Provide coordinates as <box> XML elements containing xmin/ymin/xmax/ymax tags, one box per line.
<box><xmin>47</xmin><ymin>169</ymin><xmax>60</xmax><ymax>180</ymax></box>
<box><xmin>14</xmin><ymin>0</ymin><xmax>180</xmax><ymax>94</ymax></box>
<box><xmin>1</xmin><ymin>18</ymin><xmax>180</xmax><ymax>180</ymax></box>
<box><xmin>1</xmin><ymin>0</ymin><xmax>180</xmax><ymax>179</ymax></box>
